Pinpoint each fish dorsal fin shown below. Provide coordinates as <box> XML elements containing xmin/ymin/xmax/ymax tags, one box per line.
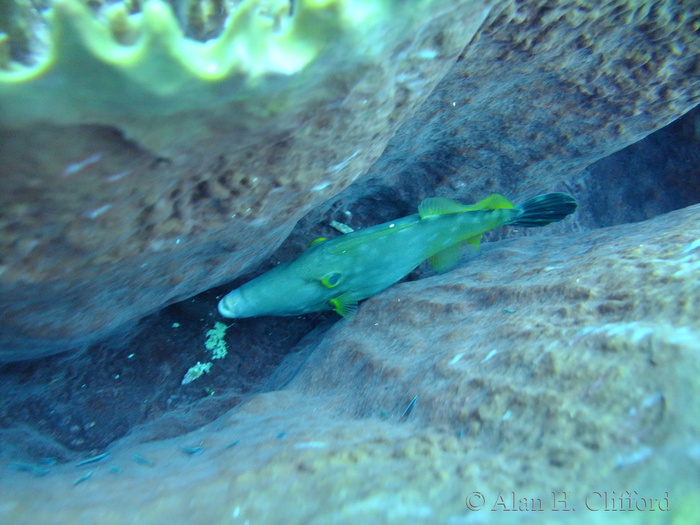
<box><xmin>418</xmin><ymin>197</ymin><xmax>469</xmax><ymax>218</ymax></box>
<box><xmin>418</xmin><ymin>194</ymin><xmax>515</xmax><ymax>219</ymax></box>
<box><xmin>329</xmin><ymin>292</ymin><xmax>358</xmax><ymax>319</ymax></box>
<box><xmin>464</xmin><ymin>194</ymin><xmax>515</xmax><ymax>211</ymax></box>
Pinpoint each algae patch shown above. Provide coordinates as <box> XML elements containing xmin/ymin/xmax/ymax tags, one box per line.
<box><xmin>205</xmin><ymin>321</ymin><xmax>229</xmax><ymax>360</ymax></box>
<box><xmin>181</xmin><ymin>321</ymin><xmax>229</xmax><ymax>385</ymax></box>
<box><xmin>181</xmin><ymin>361</ymin><xmax>213</xmax><ymax>385</ymax></box>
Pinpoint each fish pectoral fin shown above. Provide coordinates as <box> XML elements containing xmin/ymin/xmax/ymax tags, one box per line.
<box><xmin>329</xmin><ymin>292</ymin><xmax>358</xmax><ymax>319</ymax></box>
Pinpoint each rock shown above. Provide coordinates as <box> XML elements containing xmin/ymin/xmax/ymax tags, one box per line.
<box><xmin>3</xmin><ymin>0</ymin><xmax>700</xmax><ymax>361</ymax></box>
<box><xmin>1</xmin><ymin>201</ymin><xmax>698</xmax><ymax>524</ymax></box>
<box><xmin>305</xmin><ymin>0</ymin><xmax>700</xmax><ymax>233</ymax></box>
<box><xmin>2</xmin><ymin>0</ymin><xmax>700</xmax><ymax>520</ymax></box>
<box><xmin>0</xmin><ymin>0</ymin><xmax>489</xmax><ymax>360</ymax></box>
<box><xmin>569</xmin><ymin>105</ymin><xmax>700</xmax><ymax>229</ymax></box>
<box><xmin>3</xmin><ymin>1</ymin><xmax>700</xmax><ymax>361</ymax></box>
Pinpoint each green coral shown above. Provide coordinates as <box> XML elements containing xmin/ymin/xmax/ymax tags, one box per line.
<box><xmin>0</xmin><ymin>0</ymin><xmax>421</xmax><ymax>153</ymax></box>
<box><xmin>0</xmin><ymin>0</ymin><xmax>349</xmax><ymax>125</ymax></box>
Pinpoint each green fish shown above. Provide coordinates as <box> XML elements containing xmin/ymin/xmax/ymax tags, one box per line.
<box><xmin>218</xmin><ymin>193</ymin><xmax>577</xmax><ymax>319</ymax></box>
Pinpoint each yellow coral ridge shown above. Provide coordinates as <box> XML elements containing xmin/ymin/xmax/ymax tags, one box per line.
<box><xmin>0</xmin><ymin>0</ymin><xmax>380</xmax><ymax>126</ymax></box>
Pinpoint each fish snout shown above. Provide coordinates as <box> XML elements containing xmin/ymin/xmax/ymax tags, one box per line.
<box><xmin>218</xmin><ymin>291</ymin><xmax>242</xmax><ymax>318</ymax></box>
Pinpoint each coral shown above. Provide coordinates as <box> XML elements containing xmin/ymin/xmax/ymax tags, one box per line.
<box><xmin>0</xmin><ymin>0</ymin><xmax>396</xmax><ymax>151</ymax></box>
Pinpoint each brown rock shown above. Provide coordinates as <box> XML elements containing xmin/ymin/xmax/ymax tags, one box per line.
<box><xmin>312</xmin><ymin>0</ymin><xmax>700</xmax><ymax>228</ymax></box>
<box><xmin>1</xmin><ymin>199</ymin><xmax>698</xmax><ymax>523</ymax></box>
<box><xmin>0</xmin><ymin>0</ymin><xmax>489</xmax><ymax>360</ymax></box>
<box><xmin>2</xmin><ymin>0</ymin><xmax>699</xmax><ymax>363</ymax></box>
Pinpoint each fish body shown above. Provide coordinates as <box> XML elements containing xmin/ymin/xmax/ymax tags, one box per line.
<box><xmin>218</xmin><ymin>193</ymin><xmax>577</xmax><ymax>319</ymax></box>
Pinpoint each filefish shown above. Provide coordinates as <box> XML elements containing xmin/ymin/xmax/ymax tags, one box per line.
<box><xmin>218</xmin><ymin>193</ymin><xmax>577</xmax><ymax>319</ymax></box>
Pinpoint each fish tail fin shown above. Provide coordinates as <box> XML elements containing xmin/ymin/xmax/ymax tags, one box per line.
<box><xmin>510</xmin><ymin>193</ymin><xmax>578</xmax><ymax>227</ymax></box>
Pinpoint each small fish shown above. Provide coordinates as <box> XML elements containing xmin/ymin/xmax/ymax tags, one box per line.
<box><xmin>218</xmin><ymin>193</ymin><xmax>577</xmax><ymax>319</ymax></box>
<box><xmin>401</xmin><ymin>396</ymin><xmax>418</xmax><ymax>419</ymax></box>
<box><xmin>180</xmin><ymin>445</ymin><xmax>205</xmax><ymax>456</ymax></box>
<box><xmin>73</xmin><ymin>471</ymin><xmax>93</xmax><ymax>486</ymax></box>
<box><xmin>131</xmin><ymin>454</ymin><xmax>155</xmax><ymax>466</ymax></box>
<box><xmin>76</xmin><ymin>452</ymin><xmax>110</xmax><ymax>467</ymax></box>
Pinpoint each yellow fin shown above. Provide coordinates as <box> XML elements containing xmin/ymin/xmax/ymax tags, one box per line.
<box><xmin>309</xmin><ymin>237</ymin><xmax>327</xmax><ymax>247</ymax></box>
<box><xmin>428</xmin><ymin>243</ymin><xmax>464</xmax><ymax>272</ymax></box>
<box><xmin>418</xmin><ymin>197</ymin><xmax>469</xmax><ymax>218</ymax></box>
<box><xmin>465</xmin><ymin>233</ymin><xmax>482</xmax><ymax>249</ymax></box>
<box><xmin>418</xmin><ymin>194</ymin><xmax>514</xmax><ymax>219</ymax></box>
<box><xmin>428</xmin><ymin>234</ymin><xmax>482</xmax><ymax>272</ymax></box>
<box><xmin>329</xmin><ymin>292</ymin><xmax>358</xmax><ymax>319</ymax></box>
<box><xmin>463</xmin><ymin>194</ymin><xmax>515</xmax><ymax>211</ymax></box>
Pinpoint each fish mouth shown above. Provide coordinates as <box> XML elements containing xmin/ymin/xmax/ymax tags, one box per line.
<box><xmin>218</xmin><ymin>293</ymin><xmax>239</xmax><ymax>318</ymax></box>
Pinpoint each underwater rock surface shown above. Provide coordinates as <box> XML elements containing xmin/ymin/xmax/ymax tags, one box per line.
<box><xmin>2</xmin><ymin>0</ymin><xmax>700</xmax><ymax>360</ymax></box>
<box><xmin>1</xmin><ymin>203</ymin><xmax>698</xmax><ymax>524</ymax></box>
<box><xmin>307</xmin><ymin>0</ymin><xmax>700</xmax><ymax>228</ymax></box>
<box><xmin>0</xmin><ymin>0</ymin><xmax>490</xmax><ymax>360</ymax></box>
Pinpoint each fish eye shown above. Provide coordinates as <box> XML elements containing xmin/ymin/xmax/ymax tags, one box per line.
<box><xmin>321</xmin><ymin>272</ymin><xmax>342</xmax><ymax>288</ymax></box>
